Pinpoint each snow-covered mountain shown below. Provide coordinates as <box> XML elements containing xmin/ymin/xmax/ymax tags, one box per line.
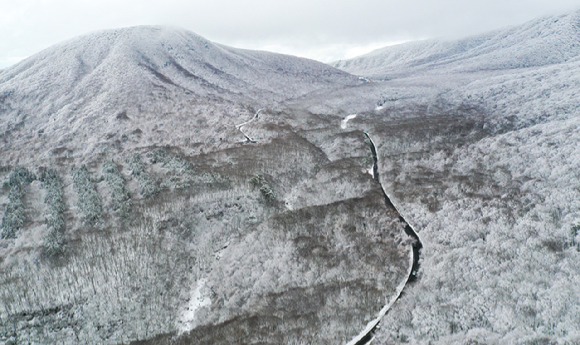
<box><xmin>333</xmin><ymin>10</ymin><xmax>580</xmax><ymax>79</ymax></box>
<box><xmin>324</xmin><ymin>9</ymin><xmax>580</xmax><ymax>345</ymax></box>
<box><xmin>2</xmin><ymin>10</ymin><xmax>580</xmax><ymax>345</ymax></box>
<box><xmin>0</xmin><ymin>26</ymin><xmax>408</xmax><ymax>345</ymax></box>
<box><xmin>0</xmin><ymin>26</ymin><xmax>360</xmax><ymax>164</ymax></box>
<box><xmin>2</xmin><ymin>25</ymin><xmax>358</xmax><ymax>104</ymax></box>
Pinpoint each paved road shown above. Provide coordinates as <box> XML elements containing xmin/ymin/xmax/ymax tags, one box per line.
<box><xmin>346</xmin><ymin>132</ymin><xmax>423</xmax><ymax>345</ymax></box>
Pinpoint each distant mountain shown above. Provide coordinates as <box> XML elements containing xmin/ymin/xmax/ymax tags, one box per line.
<box><xmin>0</xmin><ymin>26</ymin><xmax>360</xmax><ymax>164</ymax></box>
<box><xmin>2</xmin><ymin>25</ymin><xmax>358</xmax><ymax>103</ymax></box>
<box><xmin>332</xmin><ymin>10</ymin><xmax>580</xmax><ymax>79</ymax></box>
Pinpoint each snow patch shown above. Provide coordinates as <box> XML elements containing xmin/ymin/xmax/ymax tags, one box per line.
<box><xmin>341</xmin><ymin>114</ymin><xmax>357</xmax><ymax>129</ymax></box>
<box><xmin>178</xmin><ymin>279</ymin><xmax>211</xmax><ymax>333</ymax></box>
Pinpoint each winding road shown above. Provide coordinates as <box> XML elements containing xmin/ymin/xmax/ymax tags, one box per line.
<box><xmin>234</xmin><ymin>111</ymin><xmax>422</xmax><ymax>344</ymax></box>
<box><xmin>346</xmin><ymin>132</ymin><xmax>423</xmax><ymax>345</ymax></box>
<box><xmin>236</xmin><ymin>109</ymin><xmax>262</xmax><ymax>143</ymax></box>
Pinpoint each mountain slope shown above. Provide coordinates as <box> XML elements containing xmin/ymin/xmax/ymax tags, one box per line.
<box><xmin>3</xmin><ymin>11</ymin><xmax>580</xmax><ymax>345</ymax></box>
<box><xmin>0</xmin><ymin>27</ymin><xmax>409</xmax><ymax>345</ymax></box>
<box><xmin>0</xmin><ymin>26</ymin><xmax>360</xmax><ymax>164</ymax></box>
<box><xmin>2</xmin><ymin>25</ymin><xmax>358</xmax><ymax>104</ymax></box>
<box><xmin>321</xmin><ymin>9</ymin><xmax>580</xmax><ymax>345</ymax></box>
<box><xmin>332</xmin><ymin>10</ymin><xmax>580</xmax><ymax>79</ymax></box>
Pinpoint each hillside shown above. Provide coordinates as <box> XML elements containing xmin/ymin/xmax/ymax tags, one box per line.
<box><xmin>326</xmin><ymin>10</ymin><xmax>580</xmax><ymax>345</ymax></box>
<box><xmin>0</xmin><ymin>25</ymin><xmax>360</xmax><ymax>165</ymax></box>
<box><xmin>2</xmin><ymin>10</ymin><xmax>580</xmax><ymax>345</ymax></box>
<box><xmin>332</xmin><ymin>10</ymin><xmax>580</xmax><ymax>79</ymax></box>
<box><xmin>0</xmin><ymin>26</ymin><xmax>410</xmax><ymax>345</ymax></box>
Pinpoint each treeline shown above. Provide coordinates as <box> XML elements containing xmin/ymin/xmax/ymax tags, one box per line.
<box><xmin>0</xmin><ymin>149</ymin><xmax>206</xmax><ymax>256</ymax></box>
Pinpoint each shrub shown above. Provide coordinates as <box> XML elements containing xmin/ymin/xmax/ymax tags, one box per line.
<box><xmin>1</xmin><ymin>166</ymin><xmax>35</xmax><ymax>239</ymax></box>
<box><xmin>43</xmin><ymin>228</ymin><xmax>65</xmax><ymax>256</ymax></box>
<box><xmin>39</xmin><ymin>168</ymin><xmax>66</xmax><ymax>255</ymax></box>
<box><xmin>1</xmin><ymin>195</ymin><xmax>24</xmax><ymax>239</ymax></box>
<box><xmin>250</xmin><ymin>174</ymin><xmax>266</xmax><ymax>187</ymax></box>
<box><xmin>126</xmin><ymin>153</ymin><xmax>158</xmax><ymax>198</ymax></box>
<box><xmin>146</xmin><ymin>148</ymin><xmax>196</xmax><ymax>189</ymax></box>
<box><xmin>72</xmin><ymin>165</ymin><xmax>102</xmax><ymax>227</ymax></box>
<box><xmin>260</xmin><ymin>185</ymin><xmax>276</xmax><ymax>201</ymax></box>
<box><xmin>250</xmin><ymin>174</ymin><xmax>276</xmax><ymax>202</ymax></box>
<box><xmin>102</xmin><ymin>160</ymin><xmax>131</xmax><ymax>217</ymax></box>
<box><xmin>147</xmin><ymin>148</ymin><xmax>194</xmax><ymax>172</ymax></box>
<box><xmin>146</xmin><ymin>148</ymin><xmax>168</xmax><ymax>165</ymax></box>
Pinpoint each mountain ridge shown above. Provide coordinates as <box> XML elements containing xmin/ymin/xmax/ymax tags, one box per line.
<box><xmin>1</xmin><ymin>25</ymin><xmax>359</xmax><ymax>101</ymax></box>
<box><xmin>332</xmin><ymin>9</ymin><xmax>580</xmax><ymax>78</ymax></box>
<box><xmin>0</xmin><ymin>25</ymin><xmax>360</xmax><ymax>165</ymax></box>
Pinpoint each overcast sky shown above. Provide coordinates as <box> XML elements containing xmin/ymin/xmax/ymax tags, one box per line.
<box><xmin>1</xmin><ymin>1</ymin><xmax>579</xmax><ymax>69</ymax></box>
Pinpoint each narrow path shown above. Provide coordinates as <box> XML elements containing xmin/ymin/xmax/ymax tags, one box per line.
<box><xmin>346</xmin><ymin>133</ymin><xmax>423</xmax><ymax>345</ymax></box>
<box><xmin>236</xmin><ymin>109</ymin><xmax>262</xmax><ymax>143</ymax></box>
<box><xmin>341</xmin><ymin>114</ymin><xmax>357</xmax><ymax>129</ymax></box>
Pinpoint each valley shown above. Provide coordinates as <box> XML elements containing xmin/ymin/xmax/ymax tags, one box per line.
<box><xmin>2</xmin><ymin>9</ymin><xmax>580</xmax><ymax>345</ymax></box>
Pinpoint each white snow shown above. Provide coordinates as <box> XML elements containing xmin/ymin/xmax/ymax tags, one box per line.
<box><xmin>0</xmin><ymin>26</ymin><xmax>359</xmax><ymax>166</ymax></box>
<box><xmin>3</xmin><ymin>9</ymin><xmax>580</xmax><ymax>344</ymax></box>
<box><xmin>235</xmin><ymin>109</ymin><xmax>262</xmax><ymax>129</ymax></box>
<box><xmin>178</xmin><ymin>279</ymin><xmax>211</xmax><ymax>333</ymax></box>
<box><xmin>340</xmin><ymin>114</ymin><xmax>357</xmax><ymax>129</ymax></box>
<box><xmin>333</xmin><ymin>10</ymin><xmax>580</xmax><ymax>79</ymax></box>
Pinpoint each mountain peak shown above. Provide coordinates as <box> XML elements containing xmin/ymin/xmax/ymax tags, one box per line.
<box><xmin>0</xmin><ymin>26</ymin><xmax>358</xmax><ymax>164</ymax></box>
<box><xmin>1</xmin><ymin>25</ymin><xmax>358</xmax><ymax>104</ymax></box>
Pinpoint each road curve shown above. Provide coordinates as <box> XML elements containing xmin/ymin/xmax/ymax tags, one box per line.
<box><xmin>236</xmin><ymin>109</ymin><xmax>262</xmax><ymax>143</ymax></box>
<box><xmin>346</xmin><ymin>132</ymin><xmax>423</xmax><ymax>345</ymax></box>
